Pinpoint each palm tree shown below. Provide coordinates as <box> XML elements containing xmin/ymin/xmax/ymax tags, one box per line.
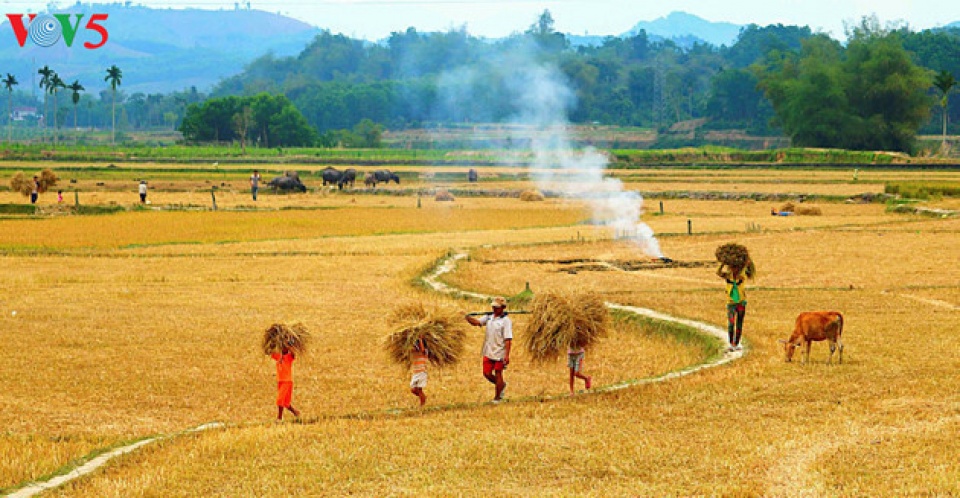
<box><xmin>934</xmin><ymin>70</ymin><xmax>957</xmax><ymax>150</ymax></box>
<box><xmin>104</xmin><ymin>65</ymin><xmax>122</xmax><ymax>145</ymax></box>
<box><xmin>37</xmin><ymin>65</ymin><xmax>53</xmax><ymax>142</ymax></box>
<box><xmin>2</xmin><ymin>73</ymin><xmax>18</xmax><ymax>143</ymax></box>
<box><xmin>49</xmin><ymin>72</ymin><xmax>65</xmax><ymax>148</ymax></box>
<box><xmin>67</xmin><ymin>80</ymin><xmax>84</xmax><ymax>135</ymax></box>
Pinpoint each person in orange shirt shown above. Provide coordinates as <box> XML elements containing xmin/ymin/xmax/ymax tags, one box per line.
<box><xmin>271</xmin><ymin>346</ymin><xmax>301</xmax><ymax>420</ymax></box>
<box><xmin>409</xmin><ymin>338</ymin><xmax>428</xmax><ymax>406</ymax></box>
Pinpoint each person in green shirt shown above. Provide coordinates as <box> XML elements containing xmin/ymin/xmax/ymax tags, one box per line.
<box><xmin>717</xmin><ymin>261</ymin><xmax>753</xmax><ymax>351</ymax></box>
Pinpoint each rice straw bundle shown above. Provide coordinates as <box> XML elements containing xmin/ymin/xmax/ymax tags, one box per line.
<box><xmin>795</xmin><ymin>206</ymin><xmax>822</xmax><ymax>216</ymax></box>
<box><xmin>384</xmin><ymin>301</ymin><xmax>467</xmax><ymax>368</ymax></box>
<box><xmin>715</xmin><ymin>243</ymin><xmax>755</xmax><ymax>279</ymax></box>
<box><xmin>38</xmin><ymin>169</ymin><xmax>58</xmax><ymax>193</ymax></box>
<box><xmin>520</xmin><ymin>190</ymin><xmax>545</xmax><ymax>201</ymax></box>
<box><xmin>522</xmin><ymin>292</ymin><xmax>609</xmax><ymax>362</ymax></box>
<box><xmin>9</xmin><ymin>172</ymin><xmax>32</xmax><ymax>196</ymax></box>
<box><xmin>261</xmin><ymin>322</ymin><xmax>311</xmax><ymax>356</ymax></box>
<box><xmin>780</xmin><ymin>202</ymin><xmax>796</xmax><ymax>213</ymax></box>
<box><xmin>434</xmin><ymin>189</ymin><xmax>455</xmax><ymax>202</ymax></box>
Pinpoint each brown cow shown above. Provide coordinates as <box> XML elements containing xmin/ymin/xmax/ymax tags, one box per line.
<box><xmin>780</xmin><ymin>311</ymin><xmax>844</xmax><ymax>364</ymax></box>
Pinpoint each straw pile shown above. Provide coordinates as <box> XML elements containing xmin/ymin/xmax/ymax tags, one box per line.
<box><xmin>261</xmin><ymin>322</ymin><xmax>311</xmax><ymax>356</ymax></box>
<box><xmin>384</xmin><ymin>301</ymin><xmax>467</xmax><ymax>368</ymax></box>
<box><xmin>523</xmin><ymin>292</ymin><xmax>609</xmax><ymax>362</ymax></box>
<box><xmin>715</xmin><ymin>243</ymin><xmax>756</xmax><ymax>278</ymax></box>
<box><xmin>780</xmin><ymin>202</ymin><xmax>796</xmax><ymax>213</ymax></box>
<box><xmin>38</xmin><ymin>169</ymin><xmax>58</xmax><ymax>193</ymax></box>
<box><xmin>795</xmin><ymin>205</ymin><xmax>822</xmax><ymax>216</ymax></box>
<box><xmin>9</xmin><ymin>172</ymin><xmax>32</xmax><ymax>196</ymax></box>
<box><xmin>520</xmin><ymin>190</ymin><xmax>545</xmax><ymax>201</ymax></box>
<box><xmin>434</xmin><ymin>189</ymin><xmax>455</xmax><ymax>202</ymax></box>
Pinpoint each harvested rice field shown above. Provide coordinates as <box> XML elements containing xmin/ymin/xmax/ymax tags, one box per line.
<box><xmin>0</xmin><ymin>163</ymin><xmax>958</xmax><ymax>496</ymax></box>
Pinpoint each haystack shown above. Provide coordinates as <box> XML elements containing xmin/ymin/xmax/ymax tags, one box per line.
<box><xmin>520</xmin><ymin>190</ymin><xmax>545</xmax><ymax>202</ymax></box>
<box><xmin>261</xmin><ymin>322</ymin><xmax>311</xmax><ymax>356</ymax></box>
<box><xmin>780</xmin><ymin>202</ymin><xmax>796</xmax><ymax>213</ymax></box>
<box><xmin>715</xmin><ymin>243</ymin><xmax>755</xmax><ymax>279</ymax></box>
<box><xmin>795</xmin><ymin>206</ymin><xmax>822</xmax><ymax>216</ymax></box>
<box><xmin>38</xmin><ymin>169</ymin><xmax>58</xmax><ymax>193</ymax></box>
<box><xmin>522</xmin><ymin>292</ymin><xmax>609</xmax><ymax>362</ymax></box>
<box><xmin>9</xmin><ymin>172</ymin><xmax>32</xmax><ymax>196</ymax></box>
<box><xmin>434</xmin><ymin>189</ymin><xmax>455</xmax><ymax>202</ymax></box>
<box><xmin>384</xmin><ymin>301</ymin><xmax>467</xmax><ymax>368</ymax></box>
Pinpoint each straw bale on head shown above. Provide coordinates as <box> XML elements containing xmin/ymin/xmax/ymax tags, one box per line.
<box><xmin>9</xmin><ymin>172</ymin><xmax>32</xmax><ymax>196</ymax></box>
<box><xmin>38</xmin><ymin>169</ymin><xmax>58</xmax><ymax>193</ymax></box>
<box><xmin>434</xmin><ymin>189</ymin><xmax>455</xmax><ymax>202</ymax></box>
<box><xmin>715</xmin><ymin>243</ymin><xmax>755</xmax><ymax>279</ymax></box>
<box><xmin>523</xmin><ymin>292</ymin><xmax>609</xmax><ymax>362</ymax></box>
<box><xmin>261</xmin><ymin>322</ymin><xmax>311</xmax><ymax>356</ymax></box>
<box><xmin>520</xmin><ymin>190</ymin><xmax>545</xmax><ymax>201</ymax></box>
<box><xmin>384</xmin><ymin>301</ymin><xmax>467</xmax><ymax>368</ymax></box>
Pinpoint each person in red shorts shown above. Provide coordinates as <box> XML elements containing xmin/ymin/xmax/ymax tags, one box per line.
<box><xmin>271</xmin><ymin>346</ymin><xmax>301</xmax><ymax>421</ymax></box>
<box><xmin>465</xmin><ymin>296</ymin><xmax>513</xmax><ymax>403</ymax></box>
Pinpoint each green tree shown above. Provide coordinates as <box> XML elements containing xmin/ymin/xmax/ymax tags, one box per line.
<box><xmin>933</xmin><ymin>70</ymin><xmax>957</xmax><ymax>148</ymax></box>
<box><xmin>2</xmin><ymin>73</ymin><xmax>17</xmax><ymax>143</ymax></box>
<box><xmin>37</xmin><ymin>65</ymin><xmax>53</xmax><ymax>142</ymax></box>
<box><xmin>67</xmin><ymin>80</ymin><xmax>85</xmax><ymax>135</ymax></box>
<box><xmin>48</xmin><ymin>73</ymin><xmax>65</xmax><ymax>148</ymax></box>
<box><xmin>104</xmin><ymin>65</ymin><xmax>123</xmax><ymax>145</ymax></box>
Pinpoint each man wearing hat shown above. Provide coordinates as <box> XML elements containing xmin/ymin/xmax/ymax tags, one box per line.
<box><xmin>466</xmin><ymin>296</ymin><xmax>512</xmax><ymax>403</ymax></box>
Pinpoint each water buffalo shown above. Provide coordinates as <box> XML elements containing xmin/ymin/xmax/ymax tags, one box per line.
<box><xmin>338</xmin><ymin>168</ymin><xmax>358</xmax><ymax>189</ymax></box>
<box><xmin>468</xmin><ymin>169</ymin><xmax>478</xmax><ymax>182</ymax></box>
<box><xmin>268</xmin><ymin>171</ymin><xmax>307</xmax><ymax>193</ymax></box>
<box><xmin>364</xmin><ymin>173</ymin><xmax>376</xmax><ymax>187</ymax></box>
<box><xmin>373</xmin><ymin>169</ymin><xmax>400</xmax><ymax>185</ymax></box>
<box><xmin>321</xmin><ymin>167</ymin><xmax>343</xmax><ymax>187</ymax></box>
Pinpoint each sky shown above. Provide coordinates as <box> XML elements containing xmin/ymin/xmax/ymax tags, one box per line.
<box><xmin>6</xmin><ymin>0</ymin><xmax>960</xmax><ymax>41</ymax></box>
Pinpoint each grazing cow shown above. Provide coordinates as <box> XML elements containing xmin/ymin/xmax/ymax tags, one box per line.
<box><xmin>373</xmin><ymin>169</ymin><xmax>400</xmax><ymax>185</ymax></box>
<box><xmin>364</xmin><ymin>172</ymin><xmax>376</xmax><ymax>187</ymax></box>
<box><xmin>780</xmin><ymin>311</ymin><xmax>844</xmax><ymax>364</ymax></box>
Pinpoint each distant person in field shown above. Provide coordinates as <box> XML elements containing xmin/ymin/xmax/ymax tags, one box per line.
<box><xmin>567</xmin><ymin>345</ymin><xmax>592</xmax><ymax>395</ymax></box>
<box><xmin>138</xmin><ymin>181</ymin><xmax>147</xmax><ymax>204</ymax></box>
<box><xmin>409</xmin><ymin>337</ymin><xmax>428</xmax><ymax>406</ymax></box>
<box><xmin>271</xmin><ymin>346</ymin><xmax>301</xmax><ymax>421</ymax></box>
<box><xmin>465</xmin><ymin>296</ymin><xmax>512</xmax><ymax>403</ymax></box>
<box><xmin>250</xmin><ymin>169</ymin><xmax>261</xmax><ymax>201</ymax></box>
<box><xmin>717</xmin><ymin>262</ymin><xmax>752</xmax><ymax>351</ymax></box>
<box><xmin>30</xmin><ymin>175</ymin><xmax>39</xmax><ymax>204</ymax></box>
<box><xmin>57</xmin><ymin>190</ymin><xmax>63</xmax><ymax>204</ymax></box>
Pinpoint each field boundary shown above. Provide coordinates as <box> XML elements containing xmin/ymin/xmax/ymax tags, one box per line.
<box><xmin>3</xmin><ymin>423</ymin><xmax>223</xmax><ymax>498</ymax></box>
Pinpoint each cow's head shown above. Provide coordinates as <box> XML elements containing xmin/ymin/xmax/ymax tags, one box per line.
<box><xmin>778</xmin><ymin>339</ymin><xmax>799</xmax><ymax>362</ymax></box>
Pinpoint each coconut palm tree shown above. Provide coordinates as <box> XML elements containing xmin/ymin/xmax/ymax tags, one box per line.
<box><xmin>2</xmin><ymin>73</ymin><xmax>17</xmax><ymax>143</ymax></box>
<box><xmin>934</xmin><ymin>70</ymin><xmax>957</xmax><ymax>150</ymax></box>
<box><xmin>49</xmin><ymin>72</ymin><xmax>65</xmax><ymax>148</ymax></box>
<box><xmin>104</xmin><ymin>65</ymin><xmax>122</xmax><ymax>145</ymax></box>
<box><xmin>67</xmin><ymin>80</ymin><xmax>84</xmax><ymax>135</ymax></box>
<box><xmin>37</xmin><ymin>65</ymin><xmax>53</xmax><ymax>142</ymax></box>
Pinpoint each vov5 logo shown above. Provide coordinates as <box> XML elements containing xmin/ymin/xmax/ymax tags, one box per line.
<box><xmin>6</xmin><ymin>13</ymin><xmax>109</xmax><ymax>49</ymax></box>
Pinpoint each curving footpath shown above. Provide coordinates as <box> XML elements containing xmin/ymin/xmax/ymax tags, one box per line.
<box><xmin>5</xmin><ymin>249</ymin><xmax>743</xmax><ymax>497</ymax></box>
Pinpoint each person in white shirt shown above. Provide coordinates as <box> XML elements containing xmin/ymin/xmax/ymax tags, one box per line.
<box><xmin>466</xmin><ymin>296</ymin><xmax>512</xmax><ymax>403</ymax></box>
<box><xmin>138</xmin><ymin>181</ymin><xmax>147</xmax><ymax>204</ymax></box>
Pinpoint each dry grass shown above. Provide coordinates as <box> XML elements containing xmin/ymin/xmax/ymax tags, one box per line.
<box><xmin>520</xmin><ymin>189</ymin><xmax>545</xmax><ymax>201</ymax></box>
<box><xmin>1</xmin><ymin>167</ymin><xmax>958</xmax><ymax>495</ymax></box>
<box><xmin>523</xmin><ymin>292</ymin><xmax>609</xmax><ymax>361</ymax></box>
<box><xmin>260</xmin><ymin>323</ymin><xmax>311</xmax><ymax>356</ymax></box>
<box><xmin>383</xmin><ymin>301</ymin><xmax>467</xmax><ymax>368</ymax></box>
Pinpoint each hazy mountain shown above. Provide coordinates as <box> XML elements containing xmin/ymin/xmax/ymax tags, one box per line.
<box><xmin>0</xmin><ymin>4</ymin><xmax>320</xmax><ymax>94</ymax></box>
<box><xmin>623</xmin><ymin>11</ymin><xmax>743</xmax><ymax>47</ymax></box>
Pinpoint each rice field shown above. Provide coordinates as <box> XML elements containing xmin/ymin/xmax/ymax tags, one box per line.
<box><xmin>0</xmin><ymin>163</ymin><xmax>958</xmax><ymax>496</ymax></box>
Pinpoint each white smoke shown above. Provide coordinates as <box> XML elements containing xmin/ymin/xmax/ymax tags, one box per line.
<box><xmin>500</xmin><ymin>53</ymin><xmax>663</xmax><ymax>258</ymax></box>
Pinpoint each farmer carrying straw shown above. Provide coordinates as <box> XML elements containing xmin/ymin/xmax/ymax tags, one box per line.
<box><xmin>466</xmin><ymin>296</ymin><xmax>512</xmax><ymax>403</ymax></box>
<box><xmin>715</xmin><ymin>243</ymin><xmax>756</xmax><ymax>352</ymax></box>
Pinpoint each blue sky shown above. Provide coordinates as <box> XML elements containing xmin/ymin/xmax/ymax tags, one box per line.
<box><xmin>9</xmin><ymin>0</ymin><xmax>960</xmax><ymax>40</ymax></box>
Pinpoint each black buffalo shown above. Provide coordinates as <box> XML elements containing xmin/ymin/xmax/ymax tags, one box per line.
<box><xmin>268</xmin><ymin>171</ymin><xmax>307</xmax><ymax>192</ymax></box>
<box><xmin>468</xmin><ymin>169</ymin><xmax>478</xmax><ymax>182</ymax></box>
<box><xmin>338</xmin><ymin>168</ymin><xmax>358</xmax><ymax>189</ymax></box>
<box><xmin>371</xmin><ymin>169</ymin><xmax>400</xmax><ymax>186</ymax></box>
<box><xmin>321</xmin><ymin>167</ymin><xmax>343</xmax><ymax>187</ymax></box>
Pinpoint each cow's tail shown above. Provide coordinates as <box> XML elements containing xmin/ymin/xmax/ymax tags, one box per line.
<box><xmin>835</xmin><ymin>312</ymin><xmax>844</xmax><ymax>339</ymax></box>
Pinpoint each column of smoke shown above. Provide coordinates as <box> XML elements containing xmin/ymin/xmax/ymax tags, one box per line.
<box><xmin>437</xmin><ymin>49</ymin><xmax>663</xmax><ymax>258</ymax></box>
